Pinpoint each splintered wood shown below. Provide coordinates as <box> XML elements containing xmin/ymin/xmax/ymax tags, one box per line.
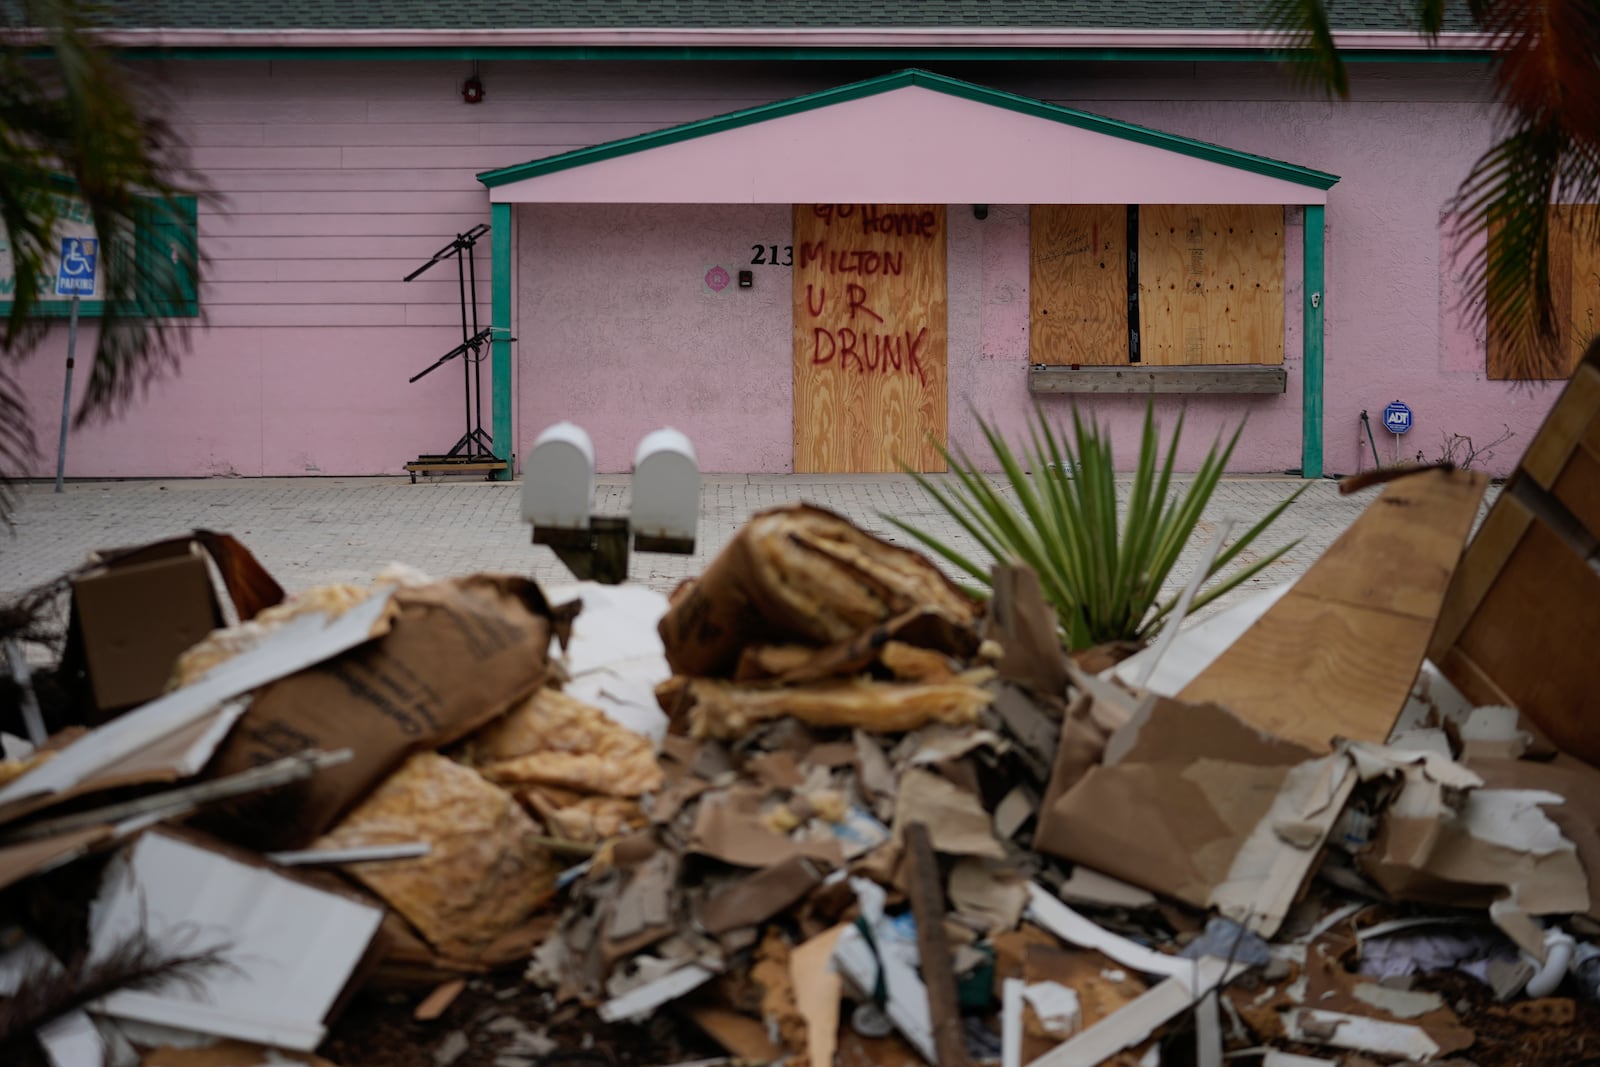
<box><xmin>792</xmin><ymin>204</ymin><xmax>947</xmax><ymax>473</ymax></box>
<box><xmin>1180</xmin><ymin>467</ymin><xmax>1487</xmax><ymax>751</ymax></box>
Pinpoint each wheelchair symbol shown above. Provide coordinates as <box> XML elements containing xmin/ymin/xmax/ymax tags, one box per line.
<box><xmin>61</xmin><ymin>239</ymin><xmax>94</xmax><ymax>276</ymax></box>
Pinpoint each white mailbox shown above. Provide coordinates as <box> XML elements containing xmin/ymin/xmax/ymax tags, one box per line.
<box><xmin>523</xmin><ymin>421</ymin><xmax>595</xmax><ymax>530</ymax></box>
<box><xmin>631</xmin><ymin>427</ymin><xmax>699</xmax><ymax>551</ymax></box>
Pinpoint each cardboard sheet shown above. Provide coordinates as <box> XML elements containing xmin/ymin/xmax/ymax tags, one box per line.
<box><xmin>893</xmin><ymin>768</ymin><xmax>1005</xmax><ymax>860</ymax></box>
<box><xmin>1035</xmin><ymin>697</ymin><xmax>1354</xmax><ymax>936</ymax></box>
<box><xmin>200</xmin><ymin>576</ymin><xmax>556</xmax><ymax>849</ymax></box>
<box><xmin>689</xmin><ymin>785</ymin><xmax>844</xmax><ymax>868</ymax></box>
<box><xmin>0</xmin><ymin>589</ymin><xmax>397</xmax><ymax>819</ymax></box>
<box><xmin>1180</xmin><ymin>467</ymin><xmax>1487</xmax><ymax>751</ymax></box>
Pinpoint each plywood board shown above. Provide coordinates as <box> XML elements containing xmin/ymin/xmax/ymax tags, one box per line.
<box><xmin>793</xmin><ymin>204</ymin><xmax>947</xmax><ymax>473</ymax></box>
<box><xmin>1436</xmin><ymin>341</ymin><xmax>1600</xmax><ymax>764</ymax></box>
<box><xmin>1030</xmin><ymin>204</ymin><xmax>1127</xmax><ymax>366</ymax></box>
<box><xmin>1138</xmin><ymin>205</ymin><xmax>1284</xmax><ymax>366</ymax></box>
<box><xmin>1180</xmin><ymin>467</ymin><xmax>1487</xmax><ymax>752</ymax></box>
<box><xmin>1488</xmin><ymin>205</ymin><xmax>1600</xmax><ymax>380</ymax></box>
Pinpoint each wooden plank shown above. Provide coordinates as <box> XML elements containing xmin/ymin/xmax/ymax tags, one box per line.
<box><xmin>793</xmin><ymin>204</ymin><xmax>947</xmax><ymax>473</ymax></box>
<box><xmin>1522</xmin><ymin>361</ymin><xmax>1600</xmax><ymax>487</ymax></box>
<box><xmin>1435</xmin><ymin>340</ymin><xmax>1600</xmax><ymax>765</ymax></box>
<box><xmin>1180</xmin><ymin>468</ymin><xmax>1487</xmax><ymax>752</ymax></box>
<box><xmin>1137</xmin><ymin>205</ymin><xmax>1284</xmax><ymax>367</ymax></box>
<box><xmin>1029</xmin><ymin>204</ymin><xmax>1127</xmax><ymax>366</ymax></box>
<box><xmin>1028</xmin><ymin>365</ymin><xmax>1285</xmax><ymax>395</ymax></box>
<box><xmin>1426</xmin><ymin>495</ymin><xmax>1534</xmax><ymax>660</ymax></box>
<box><xmin>1453</xmin><ymin>519</ymin><xmax>1600</xmax><ymax>762</ymax></box>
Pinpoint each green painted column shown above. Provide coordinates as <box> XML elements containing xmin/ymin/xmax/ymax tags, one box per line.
<box><xmin>491</xmin><ymin>200</ymin><xmax>513</xmax><ymax>479</ymax></box>
<box><xmin>1302</xmin><ymin>204</ymin><xmax>1325</xmax><ymax>480</ymax></box>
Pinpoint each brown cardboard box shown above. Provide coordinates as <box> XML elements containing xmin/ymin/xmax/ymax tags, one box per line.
<box><xmin>69</xmin><ymin>541</ymin><xmax>223</xmax><ymax>715</ymax></box>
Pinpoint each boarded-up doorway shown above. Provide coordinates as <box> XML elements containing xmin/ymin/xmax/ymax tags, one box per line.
<box><xmin>792</xmin><ymin>204</ymin><xmax>947</xmax><ymax>473</ymax></box>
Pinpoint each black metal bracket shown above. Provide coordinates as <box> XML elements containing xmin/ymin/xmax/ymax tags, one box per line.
<box><xmin>533</xmin><ymin>517</ymin><xmax>633</xmax><ymax>585</ymax></box>
<box><xmin>530</xmin><ymin>516</ymin><xmax>696</xmax><ymax>585</ymax></box>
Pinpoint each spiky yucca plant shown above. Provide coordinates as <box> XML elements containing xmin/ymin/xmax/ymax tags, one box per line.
<box><xmin>886</xmin><ymin>405</ymin><xmax>1305</xmax><ymax>652</ymax></box>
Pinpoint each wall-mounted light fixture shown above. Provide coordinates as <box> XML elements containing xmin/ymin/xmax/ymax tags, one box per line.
<box><xmin>461</xmin><ymin>64</ymin><xmax>485</xmax><ymax>104</ymax></box>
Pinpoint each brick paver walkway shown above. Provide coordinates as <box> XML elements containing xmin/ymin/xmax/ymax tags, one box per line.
<box><xmin>0</xmin><ymin>473</ymin><xmax>1494</xmax><ymax>621</ymax></box>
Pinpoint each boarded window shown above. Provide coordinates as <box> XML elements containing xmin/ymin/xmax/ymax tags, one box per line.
<box><xmin>1029</xmin><ymin>204</ymin><xmax>1285</xmax><ymax>367</ymax></box>
<box><xmin>1137</xmin><ymin>205</ymin><xmax>1284</xmax><ymax>367</ymax></box>
<box><xmin>1487</xmin><ymin>205</ymin><xmax>1600</xmax><ymax>381</ymax></box>
<box><xmin>1030</xmin><ymin>204</ymin><xmax>1128</xmax><ymax>366</ymax></box>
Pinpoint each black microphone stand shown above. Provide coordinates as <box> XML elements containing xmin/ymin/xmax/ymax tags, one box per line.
<box><xmin>403</xmin><ymin>224</ymin><xmax>510</xmax><ymax>481</ymax></box>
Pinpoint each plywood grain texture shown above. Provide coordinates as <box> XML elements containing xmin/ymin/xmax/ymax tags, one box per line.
<box><xmin>1434</xmin><ymin>343</ymin><xmax>1600</xmax><ymax>763</ymax></box>
<box><xmin>1030</xmin><ymin>204</ymin><xmax>1128</xmax><ymax>366</ymax></box>
<box><xmin>1489</xmin><ymin>205</ymin><xmax>1600</xmax><ymax>380</ymax></box>
<box><xmin>1180</xmin><ymin>467</ymin><xmax>1487</xmax><ymax>751</ymax></box>
<box><xmin>792</xmin><ymin>204</ymin><xmax>947</xmax><ymax>473</ymax></box>
<box><xmin>1137</xmin><ymin>205</ymin><xmax>1284</xmax><ymax>366</ymax></box>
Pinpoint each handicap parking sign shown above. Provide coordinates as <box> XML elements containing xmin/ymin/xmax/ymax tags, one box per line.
<box><xmin>55</xmin><ymin>237</ymin><xmax>97</xmax><ymax>297</ymax></box>
<box><xmin>1382</xmin><ymin>400</ymin><xmax>1413</xmax><ymax>435</ymax></box>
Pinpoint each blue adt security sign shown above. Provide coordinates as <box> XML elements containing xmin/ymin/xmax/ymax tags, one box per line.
<box><xmin>1383</xmin><ymin>400</ymin><xmax>1413</xmax><ymax>435</ymax></box>
<box><xmin>55</xmin><ymin>237</ymin><xmax>97</xmax><ymax>297</ymax></box>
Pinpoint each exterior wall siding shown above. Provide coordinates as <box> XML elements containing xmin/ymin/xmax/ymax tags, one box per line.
<box><xmin>13</xmin><ymin>58</ymin><xmax>1559</xmax><ymax>479</ymax></box>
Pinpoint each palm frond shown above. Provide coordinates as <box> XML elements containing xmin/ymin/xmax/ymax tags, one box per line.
<box><xmin>0</xmin><ymin>0</ymin><xmax>209</xmax><ymax>515</ymax></box>
<box><xmin>1446</xmin><ymin>0</ymin><xmax>1600</xmax><ymax>380</ymax></box>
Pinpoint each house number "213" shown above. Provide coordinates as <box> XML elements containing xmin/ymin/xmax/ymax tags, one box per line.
<box><xmin>750</xmin><ymin>245</ymin><xmax>793</xmax><ymax>266</ymax></box>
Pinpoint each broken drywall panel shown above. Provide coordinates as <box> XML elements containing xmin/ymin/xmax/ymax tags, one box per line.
<box><xmin>87</xmin><ymin>831</ymin><xmax>384</xmax><ymax>1051</ymax></box>
<box><xmin>0</xmin><ymin>589</ymin><xmax>396</xmax><ymax>814</ymax></box>
<box><xmin>1280</xmin><ymin>1008</ymin><xmax>1442</xmax><ymax>1061</ymax></box>
<box><xmin>545</xmin><ymin>581</ymin><xmax>673</xmax><ymax>745</ymax></box>
<box><xmin>1021</xmin><ymin>981</ymin><xmax>1081</xmax><ymax>1038</ymax></box>
<box><xmin>1357</xmin><ymin>751</ymin><xmax>1589</xmax><ymax>956</ymax></box>
<box><xmin>1180</xmin><ymin>467</ymin><xmax>1488</xmax><ymax>751</ymax></box>
<box><xmin>1023</xmin><ymin>884</ymin><xmax>1186</xmax><ymax>978</ymax></box>
<box><xmin>597</xmin><ymin>964</ymin><xmax>716</xmax><ymax>1023</ymax></box>
<box><xmin>1023</xmin><ymin>957</ymin><xmax>1241</xmax><ymax>1067</ymax></box>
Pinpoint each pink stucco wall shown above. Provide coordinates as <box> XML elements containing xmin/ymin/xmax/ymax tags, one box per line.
<box><xmin>10</xmin><ymin>59</ymin><xmax>1562</xmax><ymax>479</ymax></box>
<box><xmin>516</xmin><ymin>203</ymin><xmax>794</xmax><ymax>473</ymax></box>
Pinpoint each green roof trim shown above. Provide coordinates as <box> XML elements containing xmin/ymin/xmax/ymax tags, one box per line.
<box><xmin>115</xmin><ymin>45</ymin><xmax>1495</xmax><ymax>63</ymax></box>
<box><xmin>477</xmin><ymin>68</ymin><xmax>1341</xmax><ymax>191</ymax></box>
<box><xmin>39</xmin><ymin>0</ymin><xmax>1484</xmax><ymax>33</ymax></box>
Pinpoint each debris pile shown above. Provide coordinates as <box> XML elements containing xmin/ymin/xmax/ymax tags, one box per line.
<box><xmin>2</xmin><ymin>350</ymin><xmax>1600</xmax><ymax>1067</ymax></box>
